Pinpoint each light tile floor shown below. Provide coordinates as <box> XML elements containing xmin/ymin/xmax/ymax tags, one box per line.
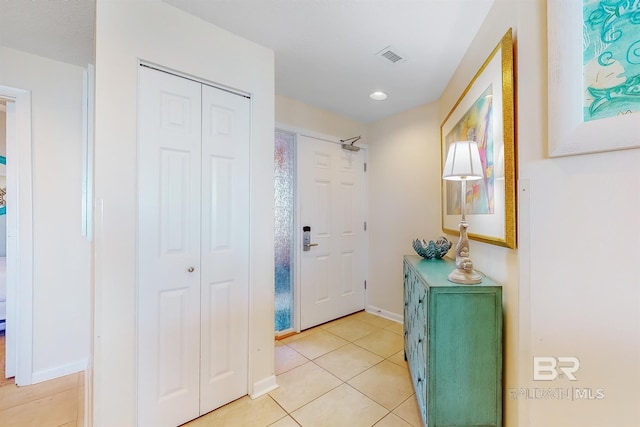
<box><xmin>185</xmin><ymin>311</ymin><xmax>422</xmax><ymax>427</ymax></box>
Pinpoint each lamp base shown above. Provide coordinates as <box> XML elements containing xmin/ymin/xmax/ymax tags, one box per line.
<box><xmin>448</xmin><ymin>268</ymin><xmax>482</xmax><ymax>285</ymax></box>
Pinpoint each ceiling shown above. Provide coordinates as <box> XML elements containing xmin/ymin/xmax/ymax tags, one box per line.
<box><xmin>0</xmin><ymin>0</ymin><xmax>494</xmax><ymax>123</ymax></box>
<box><xmin>0</xmin><ymin>0</ymin><xmax>95</xmax><ymax>69</ymax></box>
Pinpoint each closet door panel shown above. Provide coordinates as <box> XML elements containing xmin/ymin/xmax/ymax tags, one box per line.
<box><xmin>138</xmin><ymin>67</ymin><xmax>202</xmax><ymax>427</ymax></box>
<box><xmin>199</xmin><ymin>85</ymin><xmax>251</xmax><ymax>413</ymax></box>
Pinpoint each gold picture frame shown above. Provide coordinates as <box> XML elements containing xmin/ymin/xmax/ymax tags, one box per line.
<box><xmin>440</xmin><ymin>28</ymin><xmax>516</xmax><ymax>249</ymax></box>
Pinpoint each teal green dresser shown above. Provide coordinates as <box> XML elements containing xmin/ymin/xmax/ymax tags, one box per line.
<box><xmin>403</xmin><ymin>255</ymin><xmax>503</xmax><ymax>427</ymax></box>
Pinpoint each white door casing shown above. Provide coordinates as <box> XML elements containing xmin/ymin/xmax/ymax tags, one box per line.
<box><xmin>0</xmin><ymin>86</ymin><xmax>34</xmax><ymax>386</ymax></box>
<box><xmin>137</xmin><ymin>66</ymin><xmax>250</xmax><ymax>426</ymax></box>
<box><xmin>298</xmin><ymin>135</ymin><xmax>367</xmax><ymax>330</ymax></box>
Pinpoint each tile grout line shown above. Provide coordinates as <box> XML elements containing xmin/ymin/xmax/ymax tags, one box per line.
<box><xmin>269</xmin><ymin>366</ymin><xmax>393</xmax><ymax>427</ymax></box>
<box><xmin>273</xmin><ymin>322</ymin><xmax>411</xmax><ymax>426</ymax></box>
<box><xmin>270</xmin><ymin>313</ymin><xmax>415</xmax><ymax>427</ymax></box>
<box><xmin>390</xmin><ymin>393</ymin><xmax>420</xmax><ymax>426</ymax></box>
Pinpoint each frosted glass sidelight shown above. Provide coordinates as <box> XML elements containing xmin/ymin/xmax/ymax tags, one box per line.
<box><xmin>274</xmin><ymin>130</ymin><xmax>295</xmax><ymax>332</ymax></box>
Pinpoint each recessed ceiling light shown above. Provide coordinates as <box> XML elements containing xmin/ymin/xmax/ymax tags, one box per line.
<box><xmin>370</xmin><ymin>91</ymin><xmax>387</xmax><ymax>101</ymax></box>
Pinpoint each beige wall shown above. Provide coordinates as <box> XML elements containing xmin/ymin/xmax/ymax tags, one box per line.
<box><xmin>444</xmin><ymin>0</ymin><xmax>640</xmax><ymax>425</ymax></box>
<box><xmin>0</xmin><ymin>46</ymin><xmax>90</xmax><ymax>379</ymax></box>
<box><xmin>438</xmin><ymin>2</ymin><xmax>519</xmax><ymax>425</ymax></box>
<box><xmin>93</xmin><ymin>1</ymin><xmax>275</xmax><ymax>425</ymax></box>
<box><xmin>366</xmin><ymin>102</ymin><xmax>441</xmax><ymax>318</ymax></box>
<box><xmin>276</xmin><ymin>95</ymin><xmax>366</xmax><ymax>138</ymax></box>
<box><xmin>279</xmin><ymin>1</ymin><xmax>640</xmax><ymax>425</ymax></box>
<box><xmin>276</xmin><ymin>95</ymin><xmax>435</xmax><ymax>322</ymax></box>
<box><xmin>276</xmin><ymin>61</ymin><xmax>520</xmax><ymax>425</ymax></box>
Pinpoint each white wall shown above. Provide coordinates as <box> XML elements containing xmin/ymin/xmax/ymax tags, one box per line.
<box><xmin>0</xmin><ymin>107</ymin><xmax>5</xmax><ymax>154</ymax></box>
<box><xmin>92</xmin><ymin>1</ymin><xmax>275</xmax><ymax>426</ymax></box>
<box><xmin>516</xmin><ymin>1</ymin><xmax>640</xmax><ymax>426</ymax></box>
<box><xmin>0</xmin><ymin>46</ymin><xmax>90</xmax><ymax>378</ymax></box>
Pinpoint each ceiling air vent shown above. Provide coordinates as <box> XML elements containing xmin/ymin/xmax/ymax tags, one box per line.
<box><xmin>375</xmin><ymin>46</ymin><xmax>407</xmax><ymax>64</ymax></box>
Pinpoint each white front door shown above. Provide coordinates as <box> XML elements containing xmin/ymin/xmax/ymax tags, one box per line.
<box><xmin>138</xmin><ymin>66</ymin><xmax>250</xmax><ymax>426</ymax></box>
<box><xmin>298</xmin><ymin>135</ymin><xmax>367</xmax><ymax>330</ymax></box>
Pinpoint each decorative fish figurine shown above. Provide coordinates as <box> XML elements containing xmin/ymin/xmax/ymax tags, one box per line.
<box><xmin>587</xmin><ymin>73</ymin><xmax>640</xmax><ymax>114</ymax></box>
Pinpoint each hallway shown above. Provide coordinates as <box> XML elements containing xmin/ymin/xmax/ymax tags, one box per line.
<box><xmin>184</xmin><ymin>311</ymin><xmax>422</xmax><ymax>427</ymax></box>
<box><xmin>0</xmin><ymin>311</ymin><xmax>420</xmax><ymax>426</ymax></box>
<box><xmin>0</xmin><ymin>331</ymin><xmax>84</xmax><ymax>426</ymax></box>
<box><xmin>0</xmin><ymin>330</ymin><xmax>14</xmax><ymax>387</ymax></box>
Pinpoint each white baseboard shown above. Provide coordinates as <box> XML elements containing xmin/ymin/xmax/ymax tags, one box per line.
<box><xmin>365</xmin><ymin>305</ymin><xmax>403</xmax><ymax>324</ymax></box>
<box><xmin>250</xmin><ymin>375</ymin><xmax>278</xmax><ymax>399</ymax></box>
<box><xmin>31</xmin><ymin>359</ymin><xmax>88</xmax><ymax>384</ymax></box>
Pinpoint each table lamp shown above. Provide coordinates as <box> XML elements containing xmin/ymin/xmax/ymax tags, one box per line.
<box><xmin>442</xmin><ymin>141</ymin><xmax>484</xmax><ymax>284</ymax></box>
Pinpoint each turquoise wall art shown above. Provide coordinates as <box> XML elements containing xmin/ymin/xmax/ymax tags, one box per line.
<box><xmin>583</xmin><ymin>0</ymin><xmax>640</xmax><ymax>121</ymax></box>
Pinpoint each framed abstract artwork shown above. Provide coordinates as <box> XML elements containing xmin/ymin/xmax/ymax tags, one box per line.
<box><xmin>440</xmin><ymin>28</ymin><xmax>516</xmax><ymax>249</ymax></box>
<box><xmin>548</xmin><ymin>1</ymin><xmax>640</xmax><ymax>157</ymax></box>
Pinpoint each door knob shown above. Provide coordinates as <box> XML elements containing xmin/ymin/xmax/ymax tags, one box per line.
<box><xmin>188</xmin><ymin>266</ymin><xmax>195</xmax><ymax>273</ymax></box>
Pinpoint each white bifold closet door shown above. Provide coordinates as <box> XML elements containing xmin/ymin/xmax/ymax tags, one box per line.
<box><xmin>137</xmin><ymin>66</ymin><xmax>250</xmax><ymax>427</ymax></box>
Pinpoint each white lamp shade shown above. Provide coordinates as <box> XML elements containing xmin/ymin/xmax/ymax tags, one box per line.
<box><xmin>442</xmin><ymin>140</ymin><xmax>484</xmax><ymax>181</ymax></box>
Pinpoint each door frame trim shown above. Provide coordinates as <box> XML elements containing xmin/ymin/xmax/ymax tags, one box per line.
<box><xmin>0</xmin><ymin>85</ymin><xmax>34</xmax><ymax>385</ymax></box>
<box><xmin>139</xmin><ymin>62</ymin><xmax>251</xmax><ymax>99</ymax></box>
